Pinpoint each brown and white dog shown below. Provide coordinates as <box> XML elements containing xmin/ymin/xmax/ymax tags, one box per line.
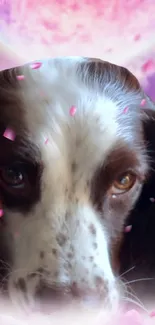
<box><xmin>0</xmin><ymin>56</ymin><xmax>155</xmax><ymax>312</ymax></box>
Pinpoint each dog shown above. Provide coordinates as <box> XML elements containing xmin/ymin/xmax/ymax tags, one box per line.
<box><xmin>0</xmin><ymin>56</ymin><xmax>155</xmax><ymax>312</ymax></box>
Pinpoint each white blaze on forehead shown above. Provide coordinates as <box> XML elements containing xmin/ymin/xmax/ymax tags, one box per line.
<box><xmin>40</xmin><ymin>96</ymin><xmax>118</xmax><ymax>166</ymax></box>
<box><xmin>20</xmin><ymin>57</ymin><xmax>119</xmax><ymax>170</ymax></box>
<box><xmin>35</xmin><ymin>98</ymin><xmax>118</xmax><ymax>195</ymax></box>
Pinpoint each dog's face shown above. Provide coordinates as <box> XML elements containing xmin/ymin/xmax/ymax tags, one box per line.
<box><xmin>0</xmin><ymin>57</ymin><xmax>154</xmax><ymax>311</ymax></box>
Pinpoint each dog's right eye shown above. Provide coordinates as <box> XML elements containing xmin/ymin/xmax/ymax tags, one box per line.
<box><xmin>0</xmin><ymin>162</ymin><xmax>29</xmax><ymax>192</ymax></box>
<box><xmin>0</xmin><ymin>160</ymin><xmax>41</xmax><ymax>209</ymax></box>
<box><xmin>0</xmin><ymin>165</ymin><xmax>25</xmax><ymax>188</ymax></box>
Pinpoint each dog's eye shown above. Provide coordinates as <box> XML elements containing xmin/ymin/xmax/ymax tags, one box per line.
<box><xmin>0</xmin><ymin>161</ymin><xmax>40</xmax><ymax>208</ymax></box>
<box><xmin>0</xmin><ymin>165</ymin><xmax>26</xmax><ymax>188</ymax></box>
<box><xmin>111</xmin><ymin>172</ymin><xmax>136</xmax><ymax>194</ymax></box>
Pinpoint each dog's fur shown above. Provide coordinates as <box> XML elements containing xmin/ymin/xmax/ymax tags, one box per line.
<box><xmin>0</xmin><ymin>57</ymin><xmax>155</xmax><ymax>310</ymax></box>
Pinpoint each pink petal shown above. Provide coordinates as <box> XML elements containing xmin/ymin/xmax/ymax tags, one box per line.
<box><xmin>134</xmin><ymin>34</ymin><xmax>141</xmax><ymax>41</ymax></box>
<box><xmin>123</xmin><ymin>106</ymin><xmax>129</xmax><ymax>114</ymax></box>
<box><xmin>141</xmin><ymin>59</ymin><xmax>154</xmax><ymax>73</ymax></box>
<box><xmin>45</xmin><ymin>138</ymin><xmax>49</xmax><ymax>145</ymax></box>
<box><xmin>124</xmin><ymin>225</ymin><xmax>132</xmax><ymax>233</ymax></box>
<box><xmin>150</xmin><ymin>310</ymin><xmax>155</xmax><ymax>317</ymax></box>
<box><xmin>140</xmin><ymin>99</ymin><xmax>146</xmax><ymax>106</ymax></box>
<box><xmin>30</xmin><ymin>62</ymin><xmax>42</xmax><ymax>70</ymax></box>
<box><xmin>16</xmin><ymin>75</ymin><xmax>25</xmax><ymax>80</ymax></box>
<box><xmin>0</xmin><ymin>209</ymin><xmax>3</xmax><ymax>218</ymax></box>
<box><xmin>3</xmin><ymin>128</ymin><xmax>16</xmax><ymax>141</ymax></box>
<box><xmin>149</xmin><ymin>197</ymin><xmax>155</xmax><ymax>203</ymax></box>
<box><xmin>69</xmin><ymin>105</ymin><xmax>77</xmax><ymax>116</ymax></box>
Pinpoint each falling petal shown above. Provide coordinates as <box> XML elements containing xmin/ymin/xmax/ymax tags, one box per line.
<box><xmin>45</xmin><ymin>138</ymin><xmax>49</xmax><ymax>145</ymax></box>
<box><xmin>69</xmin><ymin>105</ymin><xmax>77</xmax><ymax>116</ymax></box>
<box><xmin>140</xmin><ymin>99</ymin><xmax>146</xmax><ymax>106</ymax></box>
<box><xmin>16</xmin><ymin>75</ymin><xmax>25</xmax><ymax>80</ymax></box>
<box><xmin>123</xmin><ymin>106</ymin><xmax>129</xmax><ymax>114</ymax></box>
<box><xmin>3</xmin><ymin>128</ymin><xmax>16</xmax><ymax>141</ymax></box>
<box><xmin>30</xmin><ymin>62</ymin><xmax>42</xmax><ymax>70</ymax></box>
<box><xmin>149</xmin><ymin>197</ymin><xmax>155</xmax><ymax>203</ymax></box>
<box><xmin>124</xmin><ymin>225</ymin><xmax>132</xmax><ymax>233</ymax></box>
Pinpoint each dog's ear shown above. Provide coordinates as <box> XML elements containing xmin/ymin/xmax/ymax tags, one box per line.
<box><xmin>119</xmin><ymin>96</ymin><xmax>155</xmax><ymax>286</ymax></box>
<box><xmin>0</xmin><ymin>67</ymin><xmax>26</xmax><ymax>135</ymax></box>
<box><xmin>142</xmin><ymin>105</ymin><xmax>155</xmax><ymax>160</ymax></box>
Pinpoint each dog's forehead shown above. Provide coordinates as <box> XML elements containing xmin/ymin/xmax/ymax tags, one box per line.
<box><xmin>0</xmin><ymin>57</ymin><xmax>143</xmax><ymax>167</ymax></box>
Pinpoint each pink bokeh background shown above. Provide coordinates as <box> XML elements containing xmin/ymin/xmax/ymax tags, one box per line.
<box><xmin>0</xmin><ymin>0</ymin><xmax>155</xmax><ymax>99</ymax></box>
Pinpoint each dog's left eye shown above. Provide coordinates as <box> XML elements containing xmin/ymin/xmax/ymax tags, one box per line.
<box><xmin>111</xmin><ymin>172</ymin><xmax>136</xmax><ymax>194</ymax></box>
<box><xmin>0</xmin><ymin>164</ymin><xmax>26</xmax><ymax>188</ymax></box>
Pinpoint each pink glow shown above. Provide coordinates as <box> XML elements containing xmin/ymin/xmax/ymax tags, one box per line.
<box><xmin>0</xmin><ymin>0</ymin><xmax>154</xmax><ymax>87</ymax></box>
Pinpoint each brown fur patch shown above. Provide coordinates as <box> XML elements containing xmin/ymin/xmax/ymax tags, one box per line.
<box><xmin>78</xmin><ymin>58</ymin><xmax>140</xmax><ymax>94</ymax></box>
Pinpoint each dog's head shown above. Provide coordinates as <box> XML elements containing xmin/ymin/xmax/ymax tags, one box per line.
<box><xmin>0</xmin><ymin>57</ymin><xmax>154</xmax><ymax>311</ymax></box>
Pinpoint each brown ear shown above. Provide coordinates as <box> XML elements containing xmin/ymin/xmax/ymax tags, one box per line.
<box><xmin>119</xmin><ymin>100</ymin><xmax>155</xmax><ymax>282</ymax></box>
<box><xmin>141</xmin><ymin>98</ymin><xmax>155</xmax><ymax>163</ymax></box>
<box><xmin>0</xmin><ymin>66</ymin><xmax>26</xmax><ymax>134</ymax></box>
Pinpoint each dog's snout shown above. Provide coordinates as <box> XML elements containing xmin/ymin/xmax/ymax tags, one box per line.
<box><xmin>36</xmin><ymin>282</ymin><xmax>83</xmax><ymax>301</ymax></box>
<box><xmin>36</xmin><ymin>281</ymin><xmax>98</xmax><ymax>300</ymax></box>
<box><xmin>32</xmin><ymin>208</ymin><xmax>120</xmax><ymax>308</ymax></box>
<box><xmin>35</xmin><ymin>277</ymin><xmax>118</xmax><ymax>308</ymax></box>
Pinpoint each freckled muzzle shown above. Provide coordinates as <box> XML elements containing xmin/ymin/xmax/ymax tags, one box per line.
<box><xmin>34</xmin><ymin>234</ymin><xmax>120</xmax><ymax>310</ymax></box>
<box><xmin>34</xmin><ymin>278</ymin><xmax>119</xmax><ymax>312</ymax></box>
<box><xmin>8</xmin><ymin>205</ymin><xmax>120</xmax><ymax>312</ymax></box>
